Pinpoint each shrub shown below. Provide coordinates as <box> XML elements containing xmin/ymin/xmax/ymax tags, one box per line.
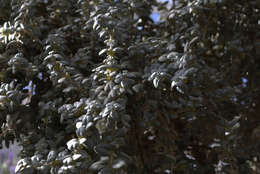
<box><xmin>0</xmin><ymin>0</ymin><xmax>259</xmax><ymax>173</ymax></box>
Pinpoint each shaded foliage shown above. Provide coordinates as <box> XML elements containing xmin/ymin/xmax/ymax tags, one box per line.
<box><xmin>0</xmin><ymin>0</ymin><xmax>259</xmax><ymax>173</ymax></box>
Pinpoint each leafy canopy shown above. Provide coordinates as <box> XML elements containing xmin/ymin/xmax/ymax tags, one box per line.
<box><xmin>0</xmin><ymin>0</ymin><xmax>259</xmax><ymax>173</ymax></box>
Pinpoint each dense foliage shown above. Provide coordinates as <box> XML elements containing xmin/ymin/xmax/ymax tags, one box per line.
<box><xmin>0</xmin><ymin>0</ymin><xmax>259</xmax><ymax>173</ymax></box>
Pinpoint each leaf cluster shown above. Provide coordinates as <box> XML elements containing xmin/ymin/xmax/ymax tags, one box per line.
<box><xmin>0</xmin><ymin>0</ymin><xmax>259</xmax><ymax>173</ymax></box>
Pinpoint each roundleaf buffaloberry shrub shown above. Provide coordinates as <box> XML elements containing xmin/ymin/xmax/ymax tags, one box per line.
<box><xmin>0</xmin><ymin>0</ymin><xmax>259</xmax><ymax>173</ymax></box>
